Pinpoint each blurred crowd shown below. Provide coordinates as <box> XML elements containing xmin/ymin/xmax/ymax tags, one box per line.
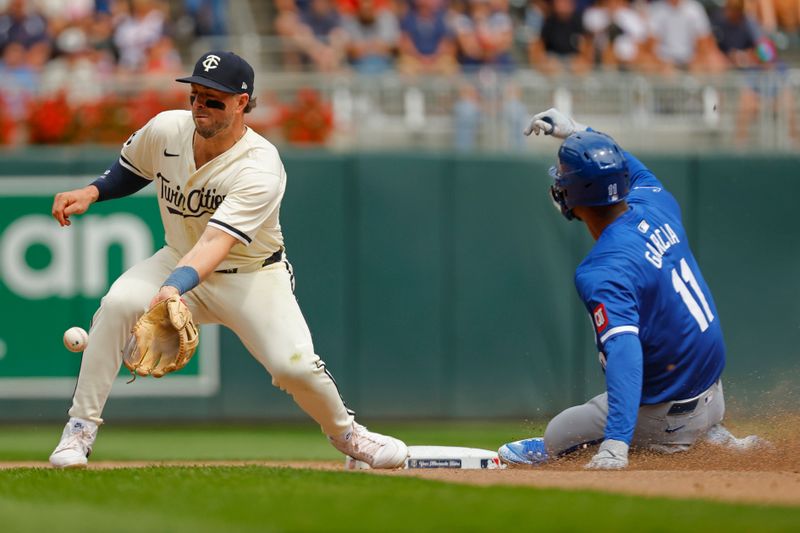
<box><xmin>0</xmin><ymin>0</ymin><xmax>797</xmax><ymax>147</ymax></box>
<box><xmin>0</xmin><ymin>0</ymin><xmax>228</xmax><ymax>142</ymax></box>
<box><xmin>274</xmin><ymin>0</ymin><xmax>799</xmax><ymax>75</ymax></box>
<box><xmin>0</xmin><ymin>0</ymin><xmax>225</xmax><ymax>114</ymax></box>
<box><xmin>1</xmin><ymin>0</ymin><xmax>797</xmax><ymax>82</ymax></box>
<box><xmin>274</xmin><ymin>0</ymin><xmax>799</xmax><ymax>148</ymax></box>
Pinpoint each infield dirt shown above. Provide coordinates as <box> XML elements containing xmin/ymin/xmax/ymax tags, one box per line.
<box><xmin>3</xmin><ymin>416</ymin><xmax>798</xmax><ymax>507</ymax></box>
<box><xmin>402</xmin><ymin>415</ymin><xmax>800</xmax><ymax>506</ymax></box>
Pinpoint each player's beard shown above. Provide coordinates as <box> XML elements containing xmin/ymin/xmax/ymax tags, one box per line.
<box><xmin>193</xmin><ymin>113</ymin><xmax>233</xmax><ymax>139</ymax></box>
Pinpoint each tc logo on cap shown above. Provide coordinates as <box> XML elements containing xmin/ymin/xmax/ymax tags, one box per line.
<box><xmin>176</xmin><ymin>50</ymin><xmax>255</xmax><ymax>96</ymax></box>
<box><xmin>202</xmin><ymin>54</ymin><xmax>221</xmax><ymax>72</ymax></box>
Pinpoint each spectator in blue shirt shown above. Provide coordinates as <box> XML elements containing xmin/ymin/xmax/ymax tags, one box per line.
<box><xmin>398</xmin><ymin>0</ymin><xmax>457</xmax><ymax>74</ymax></box>
<box><xmin>291</xmin><ymin>0</ymin><xmax>348</xmax><ymax>71</ymax></box>
<box><xmin>0</xmin><ymin>0</ymin><xmax>50</xmax><ymax>53</ymax></box>
<box><xmin>341</xmin><ymin>0</ymin><xmax>400</xmax><ymax>74</ymax></box>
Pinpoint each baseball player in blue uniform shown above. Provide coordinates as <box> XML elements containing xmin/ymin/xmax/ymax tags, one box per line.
<box><xmin>499</xmin><ymin>108</ymin><xmax>762</xmax><ymax>469</ymax></box>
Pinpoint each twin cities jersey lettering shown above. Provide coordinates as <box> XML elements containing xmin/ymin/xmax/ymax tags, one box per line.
<box><xmin>574</xmin><ymin>152</ymin><xmax>725</xmax><ymax>404</ymax></box>
<box><xmin>157</xmin><ymin>172</ymin><xmax>225</xmax><ymax>217</ymax></box>
<box><xmin>119</xmin><ymin>110</ymin><xmax>286</xmax><ymax>271</ymax></box>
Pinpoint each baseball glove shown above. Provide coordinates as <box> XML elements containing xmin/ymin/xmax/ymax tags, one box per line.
<box><xmin>122</xmin><ymin>295</ymin><xmax>199</xmax><ymax>378</ymax></box>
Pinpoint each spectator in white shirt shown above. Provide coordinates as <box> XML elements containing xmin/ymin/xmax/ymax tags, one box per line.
<box><xmin>643</xmin><ymin>0</ymin><xmax>726</xmax><ymax>73</ymax></box>
<box><xmin>583</xmin><ymin>0</ymin><xmax>648</xmax><ymax>70</ymax></box>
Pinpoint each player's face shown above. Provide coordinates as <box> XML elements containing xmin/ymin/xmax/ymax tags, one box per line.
<box><xmin>189</xmin><ymin>85</ymin><xmax>238</xmax><ymax>139</ymax></box>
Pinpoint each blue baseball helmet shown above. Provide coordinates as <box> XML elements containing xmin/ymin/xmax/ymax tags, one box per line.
<box><xmin>549</xmin><ymin>131</ymin><xmax>630</xmax><ymax>220</ymax></box>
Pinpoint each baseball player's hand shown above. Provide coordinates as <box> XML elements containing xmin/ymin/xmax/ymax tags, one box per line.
<box><xmin>51</xmin><ymin>186</ymin><xmax>100</xmax><ymax>227</ymax></box>
<box><xmin>523</xmin><ymin>108</ymin><xmax>588</xmax><ymax>139</ymax></box>
<box><xmin>585</xmin><ymin>439</ymin><xmax>629</xmax><ymax>470</ymax></box>
<box><xmin>149</xmin><ymin>285</ymin><xmax>180</xmax><ymax>310</ymax></box>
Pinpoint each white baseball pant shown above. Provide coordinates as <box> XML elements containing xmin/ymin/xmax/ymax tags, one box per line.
<box><xmin>544</xmin><ymin>380</ymin><xmax>725</xmax><ymax>455</ymax></box>
<box><xmin>69</xmin><ymin>246</ymin><xmax>354</xmax><ymax>436</ymax></box>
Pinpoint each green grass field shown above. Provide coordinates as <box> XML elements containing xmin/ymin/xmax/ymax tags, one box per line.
<box><xmin>0</xmin><ymin>421</ymin><xmax>537</xmax><ymax>462</ymax></box>
<box><xmin>1</xmin><ymin>422</ymin><xmax>797</xmax><ymax>532</ymax></box>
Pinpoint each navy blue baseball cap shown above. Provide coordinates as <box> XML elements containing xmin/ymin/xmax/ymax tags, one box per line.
<box><xmin>176</xmin><ymin>51</ymin><xmax>254</xmax><ymax>97</ymax></box>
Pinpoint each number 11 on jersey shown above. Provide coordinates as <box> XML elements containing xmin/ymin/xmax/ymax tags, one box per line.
<box><xmin>672</xmin><ymin>257</ymin><xmax>715</xmax><ymax>332</ymax></box>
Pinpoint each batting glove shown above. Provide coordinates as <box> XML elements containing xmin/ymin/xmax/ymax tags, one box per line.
<box><xmin>585</xmin><ymin>439</ymin><xmax>629</xmax><ymax>470</ymax></box>
<box><xmin>523</xmin><ymin>108</ymin><xmax>588</xmax><ymax>139</ymax></box>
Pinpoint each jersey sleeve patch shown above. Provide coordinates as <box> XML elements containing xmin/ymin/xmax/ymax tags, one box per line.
<box><xmin>593</xmin><ymin>303</ymin><xmax>609</xmax><ymax>333</ymax></box>
<box><xmin>576</xmin><ymin>267</ymin><xmax>641</xmax><ymax>348</ymax></box>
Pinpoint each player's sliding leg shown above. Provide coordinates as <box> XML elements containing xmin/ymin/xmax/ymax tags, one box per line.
<box><xmin>499</xmin><ymin>393</ymin><xmax>607</xmax><ymax>466</ymax></box>
<box><xmin>215</xmin><ymin>262</ymin><xmax>408</xmax><ymax>469</ymax></box>
<box><xmin>704</xmin><ymin>422</ymin><xmax>770</xmax><ymax>450</ymax></box>
<box><xmin>496</xmin><ymin>437</ymin><xmax>549</xmax><ymax>466</ymax></box>
<box><xmin>500</xmin><ymin>381</ymin><xmax>736</xmax><ymax>466</ymax></box>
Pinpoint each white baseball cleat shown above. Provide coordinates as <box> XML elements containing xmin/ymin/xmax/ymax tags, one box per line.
<box><xmin>329</xmin><ymin>423</ymin><xmax>408</xmax><ymax>469</ymax></box>
<box><xmin>49</xmin><ymin>417</ymin><xmax>98</xmax><ymax>468</ymax></box>
<box><xmin>705</xmin><ymin>423</ymin><xmax>770</xmax><ymax>450</ymax></box>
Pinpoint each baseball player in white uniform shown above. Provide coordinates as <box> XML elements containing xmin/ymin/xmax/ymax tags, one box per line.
<box><xmin>48</xmin><ymin>51</ymin><xmax>408</xmax><ymax>469</ymax></box>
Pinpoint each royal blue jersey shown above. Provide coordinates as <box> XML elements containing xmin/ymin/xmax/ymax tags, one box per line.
<box><xmin>574</xmin><ymin>151</ymin><xmax>726</xmax><ymax>442</ymax></box>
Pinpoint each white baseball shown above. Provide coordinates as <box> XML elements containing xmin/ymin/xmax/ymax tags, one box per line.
<box><xmin>63</xmin><ymin>327</ymin><xmax>89</xmax><ymax>352</ymax></box>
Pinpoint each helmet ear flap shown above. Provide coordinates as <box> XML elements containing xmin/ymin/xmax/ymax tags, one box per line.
<box><xmin>550</xmin><ymin>183</ymin><xmax>575</xmax><ymax>221</ymax></box>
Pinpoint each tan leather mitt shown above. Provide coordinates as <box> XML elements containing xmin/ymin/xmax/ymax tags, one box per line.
<box><xmin>122</xmin><ymin>295</ymin><xmax>199</xmax><ymax>378</ymax></box>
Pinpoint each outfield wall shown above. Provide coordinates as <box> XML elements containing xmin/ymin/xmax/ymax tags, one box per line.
<box><xmin>0</xmin><ymin>149</ymin><xmax>797</xmax><ymax>422</ymax></box>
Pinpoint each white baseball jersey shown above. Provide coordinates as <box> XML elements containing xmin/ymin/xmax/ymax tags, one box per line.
<box><xmin>67</xmin><ymin>110</ymin><xmax>355</xmax><ymax>446</ymax></box>
<box><xmin>119</xmin><ymin>110</ymin><xmax>286</xmax><ymax>271</ymax></box>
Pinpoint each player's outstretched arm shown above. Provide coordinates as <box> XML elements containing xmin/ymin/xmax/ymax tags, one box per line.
<box><xmin>523</xmin><ymin>108</ymin><xmax>588</xmax><ymax>139</ymax></box>
<box><xmin>52</xmin><ymin>160</ymin><xmax>153</xmax><ymax>227</ymax></box>
<box><xmin>621</xmin><ymin>150</ymin><xmax>664</xmax><ymax>190</ymax></box>
<box><xmin>51</xmin><ymin>185</ymin><xmax>100</xmax><ymax>227</ymax></box>
<box><xmin>523</xmin><ymin>109</ymin><xmax>664</xmax><ymax>191</ymax></box>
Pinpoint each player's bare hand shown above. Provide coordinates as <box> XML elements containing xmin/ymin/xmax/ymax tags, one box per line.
<box><xmin>51</xmin><ymin>186</ymin><xmax>99</xmax><ymax>227</ymax></box>
<box><xmin>524</xmin><ymin>108</ymin><xmax>587</xmax><ymax>139</ymax></box>
<box><xmin>149</xmin><ymin>286</ymin><xmax>181</xmax><ymax>310</ymax></box>
<box><xmin>585</xmin><ymin>439</ymin><xmax>629</xmax><ymax>470</ymax></box>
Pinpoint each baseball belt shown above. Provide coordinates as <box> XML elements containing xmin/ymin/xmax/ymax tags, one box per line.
<box><xmin>666</xmin><ymin>379</ymin><xmax>719</xmax><ymax>416</ymax></box>
<box><xmin>214</xmin><ymin>248</ymin><xmax>283</xmax><ymax>274</ymax></box>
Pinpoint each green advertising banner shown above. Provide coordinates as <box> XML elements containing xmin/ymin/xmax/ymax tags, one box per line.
<box><xmin>2</xmin><ymin>153</ymin><xmax>798</xmax><ymax>421</ymax></box>
<box><xmin>0</xmin><ymin>178</ymin><xmax>219</xmax><ymax>399</ymax></box>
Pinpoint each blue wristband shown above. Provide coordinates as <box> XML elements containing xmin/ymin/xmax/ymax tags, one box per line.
<box><xmin>162</xmin><ymin>266</ymin><xmax>200</xmax><ymax>295</ymax></box>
